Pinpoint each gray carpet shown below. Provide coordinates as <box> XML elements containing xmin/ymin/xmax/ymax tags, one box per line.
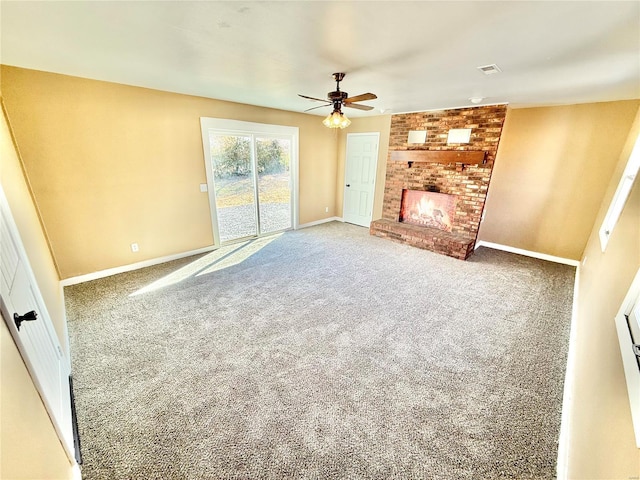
<box><xmin>65</xmin><ymin>222</ymin><xmax>575</xmax><ymax>479</ymax></box>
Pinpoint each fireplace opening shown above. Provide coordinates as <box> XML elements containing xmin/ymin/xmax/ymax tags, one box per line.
<box><xmin>399</xmin><ymin>190</ymin><xmax>457</xmax><ymax>232</ymax></box>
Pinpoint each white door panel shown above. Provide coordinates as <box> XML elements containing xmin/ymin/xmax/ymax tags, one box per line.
<box><xmin>343</xmin><ymin>133</ymin><xmax>379</xmax><ymax>227</ymax></box>
<box><xmin>0</xmin><ymin>212</ymin><xmax>19</xmax><ymax>292</ymax></box>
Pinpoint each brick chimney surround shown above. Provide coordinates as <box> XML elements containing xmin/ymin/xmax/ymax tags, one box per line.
<box><xmin>370</xmin><ymin>105</ymin><xmax>507</xmax><ymax>260</ymax></box>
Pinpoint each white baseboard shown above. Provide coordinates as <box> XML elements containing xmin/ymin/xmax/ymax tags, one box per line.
<box><xmin>60</xmin><ymin>245</ymin><xmax>217</xmax><ymax>286</ymax></box>
<box><xmin>61</xmin><ymin>219</ymin><xmax>346</xmax><ymax>286</ymax></box>
<box><xmin>297</xmin><ymin>217</ymin><xmax>343</xmax><ymax>229</ymax></box>
<box><xmin>474</xmin><ymin>240</ymin><xmax>580</xmax><ymax>267</ymax></box>
<box><xmin>63</xmin><ymin>232</ymin><xmax>577</xmax><ymax>286</ymax></box>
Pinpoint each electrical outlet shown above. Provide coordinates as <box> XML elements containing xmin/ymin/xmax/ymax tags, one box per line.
<box><xmin>131</xmin><ymin>243</ymin><xmax>139</xmax><ymax>253</ymax></box>
<box><xmin>200</xmin><ymin>183</ymin><xmax>208</xmax><ymax>192</ymax></box>
<box><xmin>325</xmin><ymin>207</ymin><xmax>329</xmax><ymax>213</ymax></box>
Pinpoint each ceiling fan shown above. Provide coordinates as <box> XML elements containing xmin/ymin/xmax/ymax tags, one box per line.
<box><xmin>299</xmin><ymin>73</ymin><xmax>377</xmax><ymax>128</ymax></box>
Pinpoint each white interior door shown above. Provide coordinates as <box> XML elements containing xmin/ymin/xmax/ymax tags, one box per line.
<box><xmin>0</xmin><ymin>187</ymin><xmax>75</xmax><ymax>463</ymax></box>
<box><xmin>343</xmin><ymin>133</ymin><xmax>379</xmax><ymax>227</ymax></box>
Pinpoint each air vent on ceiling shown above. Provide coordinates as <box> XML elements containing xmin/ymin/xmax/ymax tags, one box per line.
<box><xmin>477</xmin><ymin>64</ymin><xmax>502</xmax><ymax>75</ymax></box>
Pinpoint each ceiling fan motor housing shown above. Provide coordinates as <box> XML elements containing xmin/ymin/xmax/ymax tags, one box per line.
<box><xmin>328</xmin><ymin>90</ymin><xmax>348</xmax><ymax>101</ymax></box>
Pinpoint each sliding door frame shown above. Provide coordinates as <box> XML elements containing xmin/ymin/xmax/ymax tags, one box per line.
<box><xmin>200</xmin><ymin>118</ymin><xmax>299</xmax><ymax>246</ymax></box>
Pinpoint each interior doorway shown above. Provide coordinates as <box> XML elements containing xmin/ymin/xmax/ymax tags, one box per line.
<box><xmin>200</xmin><ymin>119</ymin><xmax>299</xmax><ymax>245</ymax></box>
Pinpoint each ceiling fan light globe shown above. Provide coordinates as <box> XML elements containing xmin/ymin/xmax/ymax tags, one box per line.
<box><xmin>323</xmin><ymin>110</ymin><xmax>351</xmax><ymax>129</ymax></box>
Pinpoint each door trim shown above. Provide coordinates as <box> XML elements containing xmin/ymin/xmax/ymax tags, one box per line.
<box><xmin>614</xmin><ymin>268</ymin><xmax>640</xmax><ymax>447</ymax></box>
<box><xmin>199</xmin><ymin>118</ymin><xmax>299</xmax><ymax>245</ymax></box>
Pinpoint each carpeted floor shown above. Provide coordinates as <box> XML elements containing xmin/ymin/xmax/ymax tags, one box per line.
<box><xmin>65</xmin><ymin>222</ymin><xmax>575</xmax><ymax>479</ymax></box>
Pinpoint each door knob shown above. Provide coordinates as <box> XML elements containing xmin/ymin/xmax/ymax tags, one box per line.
<box><xmin>14</xmin><ymin>310</ymin><xmax>37</xmax><ymax>331</ymax></box>
<box><xmin>346</xmin><ymin>184</ymin><xmax>351</xmax><ymax>187</ymax></box>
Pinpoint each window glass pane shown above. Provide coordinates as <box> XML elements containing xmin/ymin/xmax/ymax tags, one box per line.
<box><xmin>599</xmin><ymin>134</ymin><xmax>640</xmax><ymax>251</ymax></box>
<box><xmin>606</xmin><ymin>177</ymin><xmax>633</xmax><ymax>232</ymax></box>
<box><xmin>256</xmin><ymin>137</ymin><xmax>292</xmax><ymax>234</ymax></box>
<box><xmin>210</xmin><ymin>134</ymin><xmax>257</xmax><ymax>243</ymax></box>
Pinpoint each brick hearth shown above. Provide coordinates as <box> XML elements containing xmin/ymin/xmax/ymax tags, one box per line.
<box><xmin>370</xmin><ymin>105</ymin><xmax>507</xmax><ymax>260</ymax></box>
<box><xmin>370</xmin><ymin>219</ymin><xmax>475</xmax><ymax>260</ymax></box>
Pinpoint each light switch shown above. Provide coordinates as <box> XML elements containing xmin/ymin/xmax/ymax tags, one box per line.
<box><xmin>200</xmin><ymin>184</ymin><xmax>208</xmax><ymax>192</ymax></box>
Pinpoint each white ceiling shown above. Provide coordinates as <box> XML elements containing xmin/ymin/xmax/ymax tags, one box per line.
<box><xmin>1</xmin><ymin>1</ymin><xmax>638</xmax><ymax>117</ymax></box>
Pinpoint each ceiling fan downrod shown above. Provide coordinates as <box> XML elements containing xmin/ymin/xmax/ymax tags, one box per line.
<box><xmin>329</xmin><ymin>72</ymin><xmax>348</xmax><ymax>103</ymax></box>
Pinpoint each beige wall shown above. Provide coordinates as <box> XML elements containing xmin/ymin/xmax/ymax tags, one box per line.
<box><xmin>566</xmin><ymin>107</ymin><xmax>640</xmax><ymax>479</ymax></box>
<box><xmin>479</xmin><ymin>101</ymin><xmax>640</xmax><ymax>260</ymax></box>
<box><xmin>0</xmin><ymin>102</ymin><xmax>73</xmax><ymax>477</ymax></box>
<box><xmin>336</xmin><ymin>115</ymin><xmax>391</xmax><ymax>221</ymax></box>
<box><xmin>1</xmin><ymin>66</ymin><xmax>338</xmax><ymax>279</ymax></box>
<box><xmin>0</xmin><ymin>102</ymin><xmax>68</xmax><ymax>350</ymax></box>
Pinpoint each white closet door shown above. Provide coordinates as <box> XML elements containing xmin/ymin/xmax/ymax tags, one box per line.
<box><xmin>0</xmin><ymin>189</ymin><xmax>75</xmax><ymax>462</ymax></box>
<box><xmin>343</xmin><ymin>133</ymin><xmax>379</xmax><ymax>227</ymax></box>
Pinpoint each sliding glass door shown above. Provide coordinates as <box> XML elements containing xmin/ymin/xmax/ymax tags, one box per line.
<box><xmin>210</xmin><ymin>134</ymin><xmax>258</xmax><ymax>243</ymax></box>
<box><xmin>256</xmin><ymin>136</ymin><xmax>292</xmax><ymax>235</ymax></box>
<box><xmin>201</xmin><ymin>119</ymin><xmax>298</xmax><ymax>245</ymax></box>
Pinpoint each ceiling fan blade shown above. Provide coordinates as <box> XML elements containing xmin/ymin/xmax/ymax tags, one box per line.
<box><xmin>298</xmin><ymin>94</ymin><xmax>329</xmax><ymax>103</ymax></box>
<box><xmin>343</xmin><ymin>93</ymin><xmax>377</xmax><ymax>103</ymax></box>
<box><xmin>344</xmin><ymin>103</ymin><xmax>375</xmax><ymax>111</ymax></box>
<box><xmin>304</xmin><ymin>104</ymin><xmax>331</xmax><ymax>112</ymax></box>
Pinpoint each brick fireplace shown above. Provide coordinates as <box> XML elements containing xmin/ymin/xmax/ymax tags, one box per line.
<box><xmin>370</xmin><ymin>105</ymin><xmax>507</xmax><ymax>260</ymax></box>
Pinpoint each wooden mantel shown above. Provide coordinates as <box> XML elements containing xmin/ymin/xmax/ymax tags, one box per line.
<box><xmin>390</xmin><ymin>150</ymin><xmax>486</xmax><ymax>165</ymax></box>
